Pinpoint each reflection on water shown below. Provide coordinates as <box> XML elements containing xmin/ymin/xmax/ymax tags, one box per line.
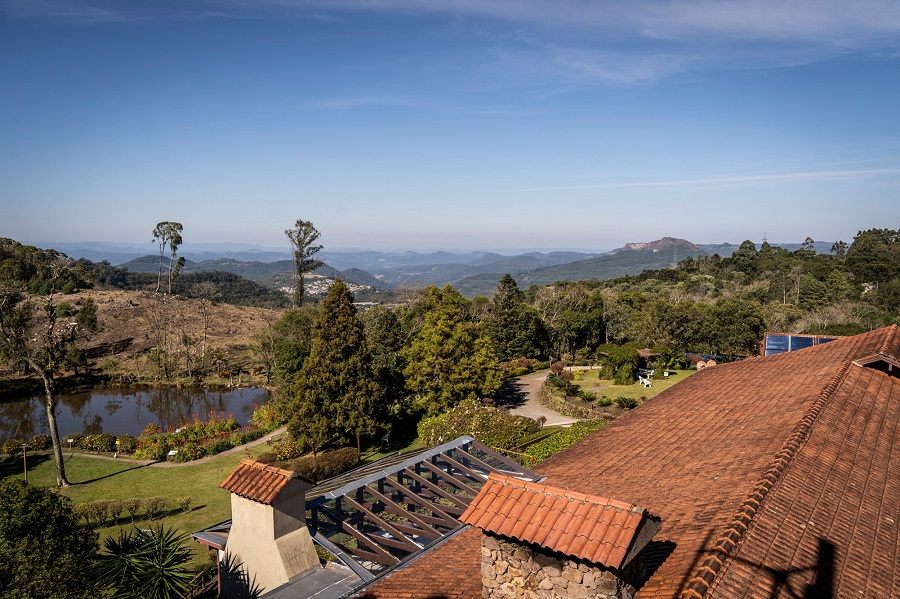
<box><xmin>0</xmin><ymin>386</ymin><xmax>270</xmax><ymax>441</ymax></box>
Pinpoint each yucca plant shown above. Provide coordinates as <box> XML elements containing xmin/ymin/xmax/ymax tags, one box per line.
<box><xmin>97</xmin><ymin>525</ymin><xmax>195</xmax><ymax>599</ymax></box>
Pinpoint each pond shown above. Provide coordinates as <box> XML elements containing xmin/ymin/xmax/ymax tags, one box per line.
<box><xmin>0</xmin><ymin>386</ymin><xmax>270</xmax><ymax>442</ymax></box>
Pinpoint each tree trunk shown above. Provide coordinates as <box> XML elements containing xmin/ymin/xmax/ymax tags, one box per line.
<box><xmin>39</xmin><ymin>371</ymin><xmax>69</xmax><ymax>487</ymax></box>
<box><xmin>356</xmin><ymin>431</ymin><xmax>361</xmax><ymax>454</ymax></box>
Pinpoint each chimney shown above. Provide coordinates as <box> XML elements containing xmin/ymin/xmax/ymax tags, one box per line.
<box><xmin>461</xmin><ymin>474</ymin><xmax>661</xmax><ymax>599</ymax></box>
<box><xmin>220</xmin><ymin>459</ymin><xmax>319</xmax><ymax>594</ymax></box>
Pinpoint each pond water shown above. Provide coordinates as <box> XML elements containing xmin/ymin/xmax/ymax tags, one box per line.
<box><xmin>0</xmin><ymin>386</ymin><xmax>270</xmax><ymax>442</ymax></box>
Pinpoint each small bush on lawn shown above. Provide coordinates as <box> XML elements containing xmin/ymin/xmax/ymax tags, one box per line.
<box><xmin>417</xmin><ymin>399</ymin><xmax>541</xmax><ymax>451</ymax></box>
<box><xmin>596</xmin><ymin>395</ymin><xmax>613</xmax><ymax>407</ymax></box>
<box><xmin>524</xmin><ymin>420</ymin><xmax>606</xmax><ymax>466</ymax></box>
<box><xmin>81</xmin><ymin>433</ymin><xmax>117</xmax><ymax>452</ymax></box>
<box><xmin>1</xmin><ymin>438</ymin><xmax>24</xmax><ymax>455</ymax></box>
<box><xmin>615</xmin><ymin>396</ymin><xmax>639</xmax><ymax>410</ymax></box>
<box><xmin>28</xmin><ymin>434</ymin><xmax>52</xmax><ymax>450</ymax></box>
<box><xmin>123</xmin><ymin>498</ymin><xmax>143</xmax><ymax>521</ymax></box>
<box><xmin>291</xmin><ymin>447</ymin><xmax>360</xmax><ymax>482</ymax></box>
<box><xmin>578</xmin><ymin>390</ymin><xmax>597</xmax><ymax>402</ymax></box>
<box><xmin>170</xmin><ymin>443</ymin><xmax>205</xmax><ymax>462</ymax></box>
<box><xmin>116</xmin><ymin>434</ymin><xmax>136</xmax><ymax>453</ymax></box>
<box><xmin>133</xmin><ymin>443</ymin><xmax>167</xmax><ymax>461</ymax></box>
<box><xmin>270</xmin><ymin>437</ymin><xmax>305</xmax><ymax>462</ymax></box>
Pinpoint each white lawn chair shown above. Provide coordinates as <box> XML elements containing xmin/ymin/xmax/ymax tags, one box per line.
<box><xmin>638</xmin><ymin>375</ymin><xmax>652</xmax><ymax>388</ymax></box>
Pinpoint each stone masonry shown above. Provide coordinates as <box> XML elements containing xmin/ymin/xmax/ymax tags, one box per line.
<box><xmin>480</xmin><ymin>532</ymin><xmax>637</xmax><ymax>599</ymax></box>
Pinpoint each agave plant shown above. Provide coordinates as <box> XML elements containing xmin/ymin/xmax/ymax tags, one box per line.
<box><xmin>97</xmin><ymin>525</ymin><xmax>195</xmax><ymax>599</ymax></box>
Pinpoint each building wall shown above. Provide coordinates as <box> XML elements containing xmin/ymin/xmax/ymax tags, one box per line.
<box><xmin>225</xmin><ymin>493</ymin><xmax>319</xmax><ymax>595</ymax></box>
<box><xmin>480</xmin><ymin>533</ymin><xmax>636</xmax><ymax>599</ymax></box>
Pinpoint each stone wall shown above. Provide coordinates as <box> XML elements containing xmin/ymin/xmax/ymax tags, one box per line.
<box><xmin>480</xmin><ymin>532</ymin><xmax>635</xmax><ymax>599</ymax></box>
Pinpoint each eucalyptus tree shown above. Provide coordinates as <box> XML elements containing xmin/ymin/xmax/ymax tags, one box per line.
<box><xmin>151</xmin><ymin>222</ymin><xmax>184</xmax><ymax>294</ymax></box>
<box><xmin>284</xmin><ymin>219</ymin><xmax>323</xmax><ymax>307</ymax></box>
<box><xmin>0</xmin><ymin>250</ymin><xmax>97</xmax><ymax>487</ymax></box>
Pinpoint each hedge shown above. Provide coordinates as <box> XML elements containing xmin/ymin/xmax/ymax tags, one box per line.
<box><xmin>538</xmin><ymin>386</ymin><xmax>602</xmax><ymax>420</ymax></box>
<box><xmin>418</xmin><ymin>399</ymin><xmax>541</xmax><ymax>451</ymax></box>
<box><xmin>74</xmin><ymin>496</ymin><xmax>192</xmax><ymax>527</ymax></box>
<box><xmin>523</xmin><ymin>420</ymin><xmax>606</xmax><ymax>467</ymax></box>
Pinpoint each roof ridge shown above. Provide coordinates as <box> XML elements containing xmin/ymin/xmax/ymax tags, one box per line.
<box><xmin>679</xmin><ymin>359</ymin><xmax>854</xmax><ymax>599</ymax></box>
<box><xmin>487</xmin><ymin>473</ymin><xmax>644</xmax><ymax>513</ymax></box>
<box><xmin>877</xmin><ymin>323</ymin><xmax>899</xmax><ymax>357</ymax></box>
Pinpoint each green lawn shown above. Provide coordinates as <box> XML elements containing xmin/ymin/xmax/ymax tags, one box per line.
<box><xmin>0</xmin><ymin>445</ymin><xmax>270</xmax><ymax>558</ymax></box>
<box><xmin>571</xmin><ymin>368</ymin><xmax>695</xmax><ymax>401</ymax></box>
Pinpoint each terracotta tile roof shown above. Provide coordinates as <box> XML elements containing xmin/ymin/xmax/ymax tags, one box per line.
<box><xmin>353</xmin><ymin>527</ymin><xmax>483</xmax><ymax>599</ymax></box>
<box><xmin>220</xmin><ymin>459</ymin><xmax>295</xmax><ymax>505</ymax></box>
<box><xmin>356</xmin><ymin>325</ymin><xmax>899</xmax><ymax>599</ymax></box>
<box><xmin>705</xmin><ymin>360</ymin><xmax>899</xmax><ymax>599</ymax></box>
<box><xmin>459</xmin><ymin>473</ymin><xmax>657</xmax><ymax>569</ymax></box>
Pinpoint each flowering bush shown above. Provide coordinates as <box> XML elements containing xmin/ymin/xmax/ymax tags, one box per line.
<box><xmin>418</xmin><ymin>399</ymin><xmax>541</xmax><ymax>451</ymax></box>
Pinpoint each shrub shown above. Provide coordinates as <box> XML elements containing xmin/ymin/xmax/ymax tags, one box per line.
<box><xmin>170</xmin><ymin>443</ymin><xmax>205</xmax><ymax>463</ymax></box>
<box><xmin>596</xmin><ymin>343</ymin><xmax>640</xmax><ymax>385</ymax></box>
<box><xmin>28</xmin><ymin>434</ymin><xmax>52</xmax><ymax>450</ymax></box>
<box><xmin>524</xmin><ymin>420</ymin><xmax>606</xmax><ymax>466</ymax></box>
<box><xmin>251</xmin><ymin>402</ymin><xmax>284</xmax><ymax>429</ymax></box>
<box><xmin>549</xmin><ymin>361</ymin><xmax>566</xmax><ymax>375</ymax></box>
<box><xmin>1</xmin><ymin>438</ymin><xmax>24</xmax><ymax>455</ymax></box>
<box><xmin>108</xmin><ymin>500</ymin><xmax>124</xmax><ymax>523</ymax></box>
<box><xmin>546</xmin><ymin>373</ymin><xmax>580</xmax><ymax>396</ymax></box>
<box><xmin>615</xmin><ymin>396</ymin><xmax>639</xmax><ymax>410</ymax></box>
<box><xmin>116</xmin><ymin>434</ymin><xmax>136</xmax><ymax>453</ymax></box>
<box><xmin>144</xmin><ymin>496</ymin><xmax>171</xmax><ymax>520</ymax></box>
<box><xmin>177</xmin><ymin>497</ymin><xmax>192</xmax><ymax>513</ymax></box>
<box><xmin>596</xmin><ymin>395</ymin><xmax>613</xmax><ymax>407</ymax></box>
<box><xmin>63</xmin><ymin>433</ymin><xmax>85</xmax><ymax>449</ymax></box>
<box><xmin>123</xmin><ymin>498</ymin><xmax>143</xmax><ymax>521</ymax></box>
<box><xmin>292</xmin><ymin>447</ymin><xmax>359</xmax><ymax>482</ymax></box>
<box><xmin>133</xmin><ymin>444</ymin><xmax>166</xmax><ymax>461</ymax></box>
<box><xmin>578</xmin><ymin>390</ymin><xmax>597</xmax><ymax>402</ymax></box>
<box><xmin>417</xmin><ymin>399</ymin><xmax>541</xmax><ymax>451</ymax></box>
<box><xmin>256</xmin><ymin>452</ymin><xmax>276</xmax><ymax>465</ymax></box>
<box><xmin>270</xmin><ymin>437</ymin><xmax>305</xmax><ymax>462</ymax></box>
<box><xmin>81</xmin><ymin>433</ymin><xmax>117</xmax><ymax>453</ymax></box>
<box><xmin>202</xmin><ymin>437</ymin><xmax>233</xmax><ymax>455</ymax></box>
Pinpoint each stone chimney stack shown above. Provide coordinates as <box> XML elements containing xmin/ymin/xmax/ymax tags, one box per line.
<box><xmin>220</xmin><ymin>459</ymin><xmax>319</xmax><ymax>594</ymax></box>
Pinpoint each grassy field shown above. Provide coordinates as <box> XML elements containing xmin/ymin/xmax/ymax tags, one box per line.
<box><xmin>0</xmin><ymin>444</ymin><xmax>270</xmax><ymax>558</ymax></box>
<box><xmin>571</xmin><ymin>368</ymin><xmax>696</xmax><ymax>401</ymax></box>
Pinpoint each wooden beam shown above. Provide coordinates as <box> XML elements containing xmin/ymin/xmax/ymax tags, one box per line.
<box><xmin>365</xmin><ymin>484</ymin><xmax>444</xmax><ymax>538</ymax></box>
<box><xmin>344</xmin><ymin>495</ymin><xmax>421</xmax><ymax>553</ymax></box>
<box><xmin>419</xmin><ymin>459</ymin><xmax>481</xmax><ymax>495</ymax></box>
<box><xmin>401</xmin><ymin>467</ymin><xmax>470</xmax><ymax>508</ymax></box>
<box><xmin>439</xmin><ymin>453</ymin><xmax>488</xmax><ymax>482</ymax></box>
<box><xmin>336</xmin><ymin>539</ymin><xmax>397</xmax><ymax>568</ymax></box>
<box><xmin>381</xmin><ymin>478</ymin><xmax>459</xmax><ymax>526</ymax></box>
<box><xmin>339</xmin><ymin>523</ymin><xmax>399</xmax><ymax>567</ymax></box>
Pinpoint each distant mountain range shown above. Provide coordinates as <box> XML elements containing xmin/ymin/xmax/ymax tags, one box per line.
<box><xmin>107</xmin><ymin>237</ymin><xmax>837</xmax><ymax>298</ymax></box>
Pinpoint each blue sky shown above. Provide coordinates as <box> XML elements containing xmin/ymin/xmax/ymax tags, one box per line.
<box><xmin>1</xmin><ymin>1</ymin><xmax>899</xmax><ymax>251</ymax></box>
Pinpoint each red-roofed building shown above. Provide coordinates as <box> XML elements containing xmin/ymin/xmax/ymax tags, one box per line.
<box><xmin>357</xmin><ymin>325</ymin><xmax>900</xmax><ymax>599</ymax></box>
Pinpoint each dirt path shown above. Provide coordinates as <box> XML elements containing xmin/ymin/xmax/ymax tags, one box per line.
<box><xmin>495</xmin><ymin>370</ymin><xmax>579</xmax><ymax>427</ymax></box>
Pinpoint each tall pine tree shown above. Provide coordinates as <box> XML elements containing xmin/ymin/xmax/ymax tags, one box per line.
<box><xmin>402</xmin><ymin>286</ymin><xmax>501</xmax><ymax>415</ymax></box>
<box><xmin>483</xmin><ymin>274</ymin><xmax>544</xmax><ymax>361</ymax></box>
<box><xmin>288</xmin><ymin>281</ymin><xmax>384</xmax><ymax>453</ymax></box>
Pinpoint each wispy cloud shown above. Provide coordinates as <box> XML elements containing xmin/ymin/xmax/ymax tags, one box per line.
<box><xmin>6</xmin><ymin>1</ymin><xmax>900</xmax><ymax>87</ymax></box>
<box><xmin>507</xmin><ymin>167</ymin><xmax>900</xmax><ymax>192</ymax></box>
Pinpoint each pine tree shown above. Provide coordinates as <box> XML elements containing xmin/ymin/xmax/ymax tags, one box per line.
<box><xmin>483</xmin><ymin>274</ymin><xmax>544</xmax><ymax>361</ymax></box>
<box><xmin>402</xmin><ymin>286</ymin><xmax>501</xmax><ymax>415</ymax></box>
<box><xmin>288</xmin><ymin>281</ymin><xmax>383</xmax><ymax>453</ymax></box>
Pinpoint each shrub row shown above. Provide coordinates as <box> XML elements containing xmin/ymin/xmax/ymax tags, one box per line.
<box><xmin>523</xmin><ymin>420</ymin><xmax>606</xmax><ymax>467</ymax></box>
<box><xmin>0</xmin><ymin>434</ymin><xmax>53</xmax><ymax>455</ymax></box>
<box><xmin>74</xmin><ymin>496</ymin><xmax>192</xmax><ymax>527</ymax></box>
<box><xmin>538</xmin><ymin>386</ymin><xmax>602</xmax><ymax>420</ymax></box>
<box><xmin>257</xmin><ymin>446</ymin><xmax>360</xmax><ymax>482</ymax></box>
<box><xmin>418</xmin><ymin>399</ymin><xmax>541</xmax><ymax>451</ymax></box>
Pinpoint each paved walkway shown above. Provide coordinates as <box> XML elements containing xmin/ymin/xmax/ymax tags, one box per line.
<box><xmin>495</xmin><ymin>370</ymin><xmax>578</xmax><ymax>427</ymax></box>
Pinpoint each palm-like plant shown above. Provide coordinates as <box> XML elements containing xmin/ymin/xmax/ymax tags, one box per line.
<box><xmin>97</xmin><ymin>525</ymin><xmax>195</xmax><ymax>599</ymax></box>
